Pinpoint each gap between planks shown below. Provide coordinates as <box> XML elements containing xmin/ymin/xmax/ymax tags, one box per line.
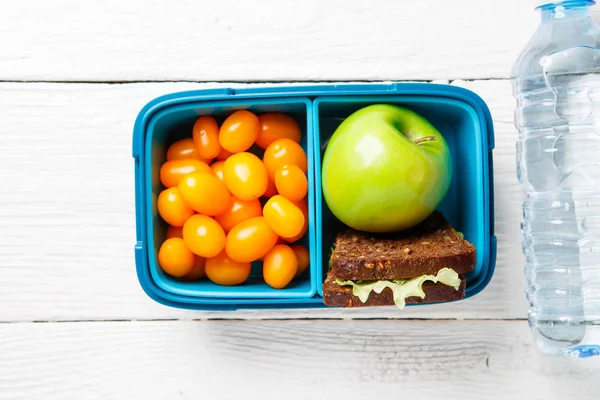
<box><xmin>0</xmin><ymin>78</ymin><xmax>508</xmax><ymax>85</ymax></box>
<box><xmin>0</xmin><ymin>318</ymin><xmax>529</xmax><ymax>324</ymax></box>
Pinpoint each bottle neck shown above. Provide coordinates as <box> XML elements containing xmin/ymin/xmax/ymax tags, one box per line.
<box><xmin>539</xmin><ymin>1</ymin><xmax>594</xmax><ymax>21</ymax></box>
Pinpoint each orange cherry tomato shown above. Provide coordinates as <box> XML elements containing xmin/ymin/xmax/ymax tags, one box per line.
<box><xmin>225</xmin><ymin>216</ymin><xmax>278</xmax><ymax>263</ymax></box>
<box><xmin>223</xmin><ymin>152</ymin><xmax>268</xmax><ymax>201</ymax></box>
<box><xmin>263</xmin><ymin>195</ymin><xmax>305</xmax><ymax>239</ymax></box>
<box><xmin>216</xmin><ymin>147</ymin><xmax>233</xmax><ymax>161</ymax></box>
<box><xmin>205</xmin><ymin>250</ymin><xmax>251</xmax><ymax>286</ymax></box>
<box><xmin>166</xmin><ymin>138</ymin><xmax>210</xmax><ymax>162</ymax></box>
<box><xmin>263</xmin><ymin>177</ymin><xmax>278</xmax><ymax>198</ymax></box>
<box><xmin>274</xmin><ymin>165</ymin><xmax>308</xmax><ymax>202</ymax></box>
<box><xmin>157</xmin><ymin>187</ymin><xmax>195</xmax><ymax>227</ymax></box>
<box><xmin>183</xmin><ymin>256</ymin><xmax>207</xmax><ymax>281</ymax></box>
<box><xmin>219</xmin><ymin>110</ymin><xmax>260</xmax><ymax>153</ymax></box>
<box><xmin>256</xmin><ymin>113</ymin><xmax>302</xmax><ymax>149</ymax></box>
<box><xmin>215</xmin><ymin>197</ymin><xmax>262</xmax><ymax>232</ymax></box>
<box><xmin>160</xmin><ymin>159</ymin><xmax>211</xmax><ymax>188</ymax></box>
<box><xmin>166</xmin><ymin>225</ymin><xmax>183</xmax><ymax>239</ymax></box>
<box><xmin>183</xmin><ymin>214</ymin><xmax>226</xmax><ymax>258</ymax></box>
<box><xmin>193</xmin><ymin>116</ymin><xmax>222</xmax><ymax>160</ymax></box>
<box><xmin>158</xmin><ymin>238</ymin><xmax>195</xmax><ymax>277</ymax></box>
<box><xmin>263</xmin><ymin>138</ymin><xmax>308</xmax><ymax>180</ymax></box>
<box><xmin>178</xmin><ymin>172</ymin><xmax>231</xmax><ymax>216</ymax></box>
<box><xmin>282</xmin><ymin>198</ymin><xmax>309</xmax><ymax>243</ymax></box>
<box><xmin>292</xmin><ymin>245</ymin><xmax>310</xmax><ymax>278</ymax></box>
<box><xmin>293</xmin><ymin>198</ymin><xmax>308</xmax><ymax>216</ymax></box>
<box><xmin>211</xmin><ymin>160</ymin><xmax>225</xmax><ymax>181</ymax></box>
<box><xmin>263</xmin><ymin>244</ymin><xmax>298</xmax><ymax>289</ymax></box>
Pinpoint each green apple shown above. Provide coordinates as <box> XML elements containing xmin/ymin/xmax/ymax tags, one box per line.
<box><xmin>321</xmin><ymin>104</ymin><xmax>452</xmax><ymax>233</ymax></box>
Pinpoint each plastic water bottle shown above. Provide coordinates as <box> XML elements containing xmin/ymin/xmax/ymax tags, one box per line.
<box><xmin>512</xmin><ymin>0</ymin><xmax>600</xmax><ymax>357</ymax></box>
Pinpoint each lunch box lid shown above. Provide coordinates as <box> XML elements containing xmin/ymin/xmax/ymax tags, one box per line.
<box><xmin>133</xmin><ymin>82</ymin><xmax>496</xmax><ymax>311</ymax></box>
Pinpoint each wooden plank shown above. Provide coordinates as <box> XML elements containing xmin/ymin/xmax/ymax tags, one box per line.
<box><xmin>0</xmin><ymin>80</ymin><xmax>528</xmax><ymax>321</ymax></box>
<box><xmin>0</xmin><ymin>0</ymin><xmax>544</xmax><ymax>81</ymax></box>
<box><xmin>0</xmin><ymin>320</ymin><xmax>598</xmax><ymax>399</ymax></box>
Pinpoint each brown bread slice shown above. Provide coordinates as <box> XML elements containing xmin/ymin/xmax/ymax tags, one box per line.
<box><xmin>329</xmin><ymin>211</ymin><xmax>476</xmax><ymax>281</ymax></box>
<box><xmin>322</xmin><ymin>272</ymin><xmax>467</xmax><ymax>308</ymax></box>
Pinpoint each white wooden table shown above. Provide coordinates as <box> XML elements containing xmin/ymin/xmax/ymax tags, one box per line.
<box><xmin>2</xmin><ymin>1</ymin><xmax>600</xmax><ymax>398</ymax></box>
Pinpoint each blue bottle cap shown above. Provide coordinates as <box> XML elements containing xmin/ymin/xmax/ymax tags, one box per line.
<box><xmin>536</xmin><ymin>0</ymin><xmax>595</xmax><ymax>8</ymax></box>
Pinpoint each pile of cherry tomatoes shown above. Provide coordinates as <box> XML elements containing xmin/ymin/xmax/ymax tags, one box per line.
<box><xmin>156</xmin><ymin>110</ymin><xmax>310</xmax><ymax>290</ymax></box>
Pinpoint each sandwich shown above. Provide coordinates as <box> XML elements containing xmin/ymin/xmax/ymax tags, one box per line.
<box><xmin>322</xmin><ymin>211</ymin><xmax>476</xmax><ymax>308</ymax></box>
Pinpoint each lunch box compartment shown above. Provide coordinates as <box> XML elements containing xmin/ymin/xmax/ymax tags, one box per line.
<box><xmin>313</xmin><ymin>95</ymin><xmax>494</xmax><ymax>298</ymax></box>
<box><xmin>139</xmin><ymin>97</ymin><xmax>318</xmax><ymax>300</ymax></box>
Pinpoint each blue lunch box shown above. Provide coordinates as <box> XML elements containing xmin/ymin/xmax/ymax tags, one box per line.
<box><xmin>132</xmin><ymin>83</ymin><xmax>497</xmax><ymax>311</ymax></box>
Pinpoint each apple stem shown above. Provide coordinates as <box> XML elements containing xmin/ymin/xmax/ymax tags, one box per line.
<box><xmin>413</xmin><ymin>136</ymin><xmax>437</xmax><ymax>145</ymax></box>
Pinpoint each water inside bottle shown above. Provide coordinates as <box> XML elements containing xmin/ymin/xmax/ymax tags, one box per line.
<box><xmin>520</xmin><ymin>46</ymin><xmax>600</xmax><ymax>357</ymax></box>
